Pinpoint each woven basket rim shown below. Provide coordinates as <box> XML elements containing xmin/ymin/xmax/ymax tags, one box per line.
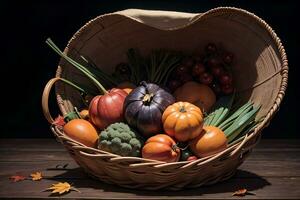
<box><xmin>53</xmin><ymin>6</ymin><xmax>288</xmax><ymax>164</ymax></box>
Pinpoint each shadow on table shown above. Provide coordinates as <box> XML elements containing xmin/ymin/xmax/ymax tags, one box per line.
<box><xmin>46</xmin><ymin>167</ymin><xmax>271</xmax><ymax>196</ymax></box>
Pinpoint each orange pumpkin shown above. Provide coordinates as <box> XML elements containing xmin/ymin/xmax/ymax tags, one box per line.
<box><xmin>63</xmin><ymin>119</ymin><xmax>99</xmax><ymax>148</ymax></box>
<box><xmin>162</xmin><ymin>102</ymin><xmax>204</xmax><ymax>142</ymax></box>
<box><xmin>142</xmin><ymin>134</ymin><xmax>180</xmax><ymax>163</ymax></box>
<box><xmin>190</xmin><ymin>126</ymin><xmax>227</xmax><ymax>157</ymax></box>
<box><xmin>174</xmin><ymin>81</ymin><xmax>216</xmax><ymax>112</ymax></box>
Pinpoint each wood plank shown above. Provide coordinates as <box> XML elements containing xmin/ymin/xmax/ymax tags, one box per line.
<box><xmin>253</xmin><ymin>139</ymin><xmax>300</xmax><ymax>149</ymax></box>
<box><xmin>0</xmin><ymin>151</ymin><xmax>73</xmax><ymax>162</ymax></box>
<box><xmin>0</xmin><ymin>176</ymin><xmax>299</xmax><ymax>199</ymax></box>
<box><xmin>0</xmin><ymin>139</ymin><xmax>62</xmax><ymax>150</ymax></box>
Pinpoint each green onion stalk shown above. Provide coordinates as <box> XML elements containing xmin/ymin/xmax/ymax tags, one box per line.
<box><xmin>204</xmin><ymin>94</ymin><xmax>261</xmax><ymax>143</ymax></box>
<box><xmin>46</xmin><ymin>38</ymin><xmax>108</xmax><ymax>95</ymax></box>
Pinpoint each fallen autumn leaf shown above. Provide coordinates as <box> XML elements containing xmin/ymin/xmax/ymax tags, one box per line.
<box><xmin>31</xmin><ymin>172</ymin><xmax>42</xmax><ymax>181</ymax></box>
<box><xmin>232</xmin><ymin>188</ymin><xmax>255</xmax><ymax>196</ymax></box>
<box><xmin>53</xmin><ymin>115</ymin><xmax>66</xmax><ymax>126</ymax></box>
<box><xmin>45</xmin><ymin>182</ymin><xmax>80</xmax><ymax>195</ymax></box>
<box><xmin>9</xmin><ymin>175</ymin><xmax>26</xmax><ymax>182</ymax></box>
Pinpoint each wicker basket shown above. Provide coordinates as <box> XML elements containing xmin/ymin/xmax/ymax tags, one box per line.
<box><xmin>42</xmin><ymin>7</ymin><xmax>288</xmax><ymax>190</ymax></box>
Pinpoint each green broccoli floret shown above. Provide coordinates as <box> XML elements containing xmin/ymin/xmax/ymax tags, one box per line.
<box><xmin>98</xmin><ymin>122</ymin><xmax>144</xmax><ymax>157</ymax></box>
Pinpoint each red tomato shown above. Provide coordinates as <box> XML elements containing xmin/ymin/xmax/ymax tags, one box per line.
<box><xmin>187</xmin><ymin>156</ymin><xmax>198</xmax><ymax>161</ymax></box>
<box><xmin>221</xmin><ymin>84</ymin><xmax>234</xmax><ymax>95</ymax></box>
<box><xmin>192</xmin><ymin>63</ymin><xmax>206</xmax><ymax>77</ymax></box>
<box><xmin>199</xmin><ymin>72</ymin><xmax>213</xmax><ymax>85</ymax></box>
<box><xmin>219</xmin><ymin>73</ymin><xmax>233</xmax><ymax>85</ymax></box>
<box><xmin>211</xmin><ymin>65</ymin><xmax>225</xmax><ymax>77</ymax></box>
<box><xmin>167</xmin><ymin>79</ymin><xmax>182</xmax><ymax>92</ymax></box>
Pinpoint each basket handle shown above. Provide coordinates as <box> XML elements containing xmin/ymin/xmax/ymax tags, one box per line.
<box><xmin>42</xmin><ymin>77</ymin><xmax>65</xmax><ymax>124</ymax></box>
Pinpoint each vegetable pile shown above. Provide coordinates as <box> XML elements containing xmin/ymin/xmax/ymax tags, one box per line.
<box><xmin>46</xmin><ymin>39</ymin><xmax>261</xmax><ymax>163</ymax></box>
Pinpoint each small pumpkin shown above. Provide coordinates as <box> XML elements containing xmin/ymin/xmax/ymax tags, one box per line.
<box><xmin>142</xmin><ymin>134</ymin><xmax>180</xmax><ymax>163</ymax></box>
<box><xmin>63</xmin><ymin>119</ymin><xmax>98</xmax><ymax>148</ymax></box>
<box><xmin>162</xmin><ymin>102</ymin><xmax>204</xmax><ymax>142</ymax></box>
<box><xmin>174</xmin><ymin>81</ymin><xmax>216</xmax><ymax>112</ymax></box>
<box><xmin>124</xmin><ymin>82</ymin><xmax>175</xmax><ymax>137</ymax></box>
<box><xmin>190</xmin><ymin>126</ymin><xmax>227</xmax><ymax>157</ymax></box>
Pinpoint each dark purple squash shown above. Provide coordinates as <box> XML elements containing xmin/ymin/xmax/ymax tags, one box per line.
<box><xmin>124</xmin><ymin>82</ymin><xmax>175</xmax><ymax>137</ymax></box>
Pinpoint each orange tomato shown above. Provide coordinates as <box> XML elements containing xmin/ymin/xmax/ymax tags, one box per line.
<box><xmin>162</xmin><ymin>102</ymin><xmax>204</xmax><ymax>142</ymax></box>
<box><xmin>123</xmin><ymin>88</ymin><xmax>133</xmax><ymax>94</ymax></box>
<box><xmin>190</xmin><ymin>126</ymin><xmax>227</xmax><ymax>157</ymax></box>
<box><xmin>63</xmin><ymin>119</ymin><xmax>98</xmax><ymax>148</ymax></box>
<box><xmin>174</xmin><ymin>81</ymin><xmax>216</xmax><ymax>112</ymax></box>
<box><xmin>79</xmin><ymin>109</ymin><xmax>89</xmax><ymax>120</ymax></box>
<box><xmin>142</xmin><ymin>134</ymin><xmax>180</xmax><ymax>163</ymax></box>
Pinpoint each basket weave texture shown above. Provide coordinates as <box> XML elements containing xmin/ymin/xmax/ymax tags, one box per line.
<box><xmin>42</xmin><ymin>7</ymin><xmax>288</xmax><ymax>190</ymax></box>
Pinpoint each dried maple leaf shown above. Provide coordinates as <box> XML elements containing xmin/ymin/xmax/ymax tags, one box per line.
<box><xmin>45</xmin><ymin>182</ymin><xmax>80</xmax><ymax>195</ymax></box>
<box><xmin>52</xmin><ymin>115</ymin><xmax>66</xmax><ymax>126</ymax></box>
<box><xmin>30</xmin><ymin>172</ymin><xmax>42</xmax><ymax>181</ymax></box>
<box><xmin>9</xmin><ymin>175</ymin><xmax>26</xmax><ymax>182</ymax></box>
<box><xmin>232</xmin><ymin>188</ymin><xmax>255</xmax><ymax>196</ymax></box>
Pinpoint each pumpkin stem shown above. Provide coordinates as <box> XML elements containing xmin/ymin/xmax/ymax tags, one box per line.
<box><xmin>172</xmin><ymin>144</ymin><xmax>187</xmax><ymax>152</ymax></box>
<box><xmin>175</xmin><ymin>143</ymin><xmax>189</xmax><ymax>151</ymax></box>
<box><xmin>140</xmin><ymin>81</ymin><xmax>149</xmax><ymax>93</ymax></box>
<box><xmin>179</xmin><ymin>106</ymin><xmax>186</xmax><ymax>113</ymax></box>
<box><xmin>142</xmin><ymin>93</ymin><xmax>154</xmax><ymax>104</ymax></box>
<box><xmin>171</xmin><ymin>144</ymin><xmax>180</xmax><ymax>152</ymax></box>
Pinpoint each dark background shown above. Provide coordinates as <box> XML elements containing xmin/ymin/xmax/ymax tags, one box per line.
<box><xmin>1</xmin><ymin>0</ymin><xmax>298</xmax><ymax>138</ymax></box>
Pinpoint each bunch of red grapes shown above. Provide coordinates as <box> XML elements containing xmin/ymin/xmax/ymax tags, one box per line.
<box><xmin>167</xmin><ymin>43</ymin><xmax>235</xmax><ymax>95</ymax></box>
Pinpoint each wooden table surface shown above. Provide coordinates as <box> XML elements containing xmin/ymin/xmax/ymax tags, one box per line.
<box><xmin>0</xmin><ymin>139</ymin><xmax>299</xmax><ymax>199</ymax></box>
